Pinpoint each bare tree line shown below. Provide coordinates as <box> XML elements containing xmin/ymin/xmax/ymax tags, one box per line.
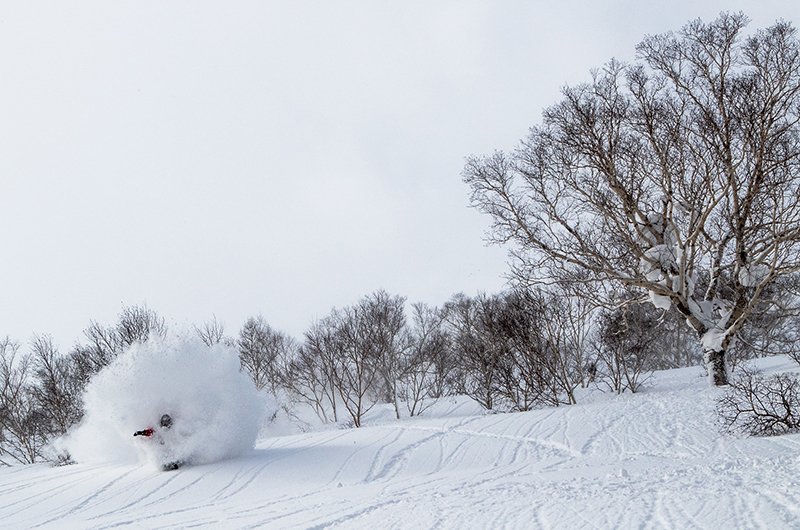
<box><xmin>4</xmin><ymin>272</ymin><xmax>800</xmax><ymax>464</ymax></box>
<box><xmin>233</xmin><ymin>286</ymin><xmax>718</xmax><ymax>425</ymax></box>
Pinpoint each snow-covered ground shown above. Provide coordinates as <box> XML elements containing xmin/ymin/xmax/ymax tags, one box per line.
<box><xmin>3</xmin><ymin>357</ymin><xmax>800</xmax><ymax>529</ymax></box>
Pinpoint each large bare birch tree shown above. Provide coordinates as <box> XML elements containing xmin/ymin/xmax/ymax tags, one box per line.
<box><xmin>464</xmin><ymin>13</ymin><xmax>800</xmax><ymax>386</ymax></box>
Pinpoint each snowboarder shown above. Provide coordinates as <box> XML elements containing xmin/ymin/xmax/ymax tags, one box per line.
<box><xmin>134</xmin><ymin>414</ymin><xmax>182</xmax><ymax>471</ymax></box>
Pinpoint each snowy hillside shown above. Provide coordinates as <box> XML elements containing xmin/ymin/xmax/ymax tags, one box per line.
<box><xmin>3</xmin><ymin>357</ymin><xmax>800</xmax><ymax>529</ymax></box>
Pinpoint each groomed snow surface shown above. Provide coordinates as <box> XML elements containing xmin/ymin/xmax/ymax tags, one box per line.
<box><xmin>3</xmin><ymin>356</ymin><xmax>800</xmax><ymax>529</ymax></box>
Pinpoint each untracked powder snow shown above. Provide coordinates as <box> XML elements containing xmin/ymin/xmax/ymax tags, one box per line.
<box><xmin>60</xmin><ymin>337</ymin><xmax>262</xmax><ymax>469</ymax></box>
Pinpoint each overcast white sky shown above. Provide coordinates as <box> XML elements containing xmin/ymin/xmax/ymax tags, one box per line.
<box><xmin>2</xmin><ymin>1</ymin><xmax>798</xmax><ymax>349</ymax></box>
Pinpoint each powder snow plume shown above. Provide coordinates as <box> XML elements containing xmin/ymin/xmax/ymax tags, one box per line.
<box><xmin>61</xmin><ymin>337</ymin><xmax>262</xmax><ymax>469</ymax></box>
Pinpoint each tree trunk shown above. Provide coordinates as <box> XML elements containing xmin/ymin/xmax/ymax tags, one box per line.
<box><xmin>703</xmin><ymin>346</ymin><xmax>729</xmax><ymax>386</ymax></box>
<box><xmin>390</xmin><ymin>380</ymin><xmax>400</xmax><ymax>420</ymax></box>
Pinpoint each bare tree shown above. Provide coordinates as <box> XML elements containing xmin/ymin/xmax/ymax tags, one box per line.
<box><xmin>0</xmin><ymin>337</ymin><xmax>44</xmax><ymax>465</ymax></box>
<box><xmin>290</xmin><ymin>292</ymin><xmax>409</xmax><ymax>427</ymax></box>
<box><xmin>465</xmin><ymin>13</ymin><xmax>800</xmax><ymax>386</ymax></box>
<box><xmin>69</xmin><ymin>304</ymin><xmax>167</xmax><ymax>386</ymax></box>
<box><xmin>400</xmin><ymin>303</ymin><xmax>450</xmax><ymax>416</ymax></box>
<box><xmin>292</xmin><ymin>319</ymin><xmax>342</xmax><ymax>423</ymax></box>
<box><xmin>443</xmin><ymin>293</ymin><xmax>505</xmax><ymax>411</ymax></box>
<box><xmin>497</xmin><ymin>288</ymin><xmax>593</xmax><ymax>408</ymax></box>
<box><xmin>330</xmin><ymin>303</ymin><xmax>382</xmax><ymax>428</ymax></box>
<box><xmin>539</xmin><ymin>289</ymin><xmax>595</xmax><ymax>402</ymax></box>
<box><xmin>238</xmin><ymin>316</ymin><xmax>295</xmax><ymax>392</ymax></box>
<box><xmin>492</xmin><ymin>290</ymin><xmax>550</xmax><ymax>410</ymax></box>
<box><xmin>29</xmin><ymin>335</ymin><xmax>83</xmax><ymax>438</ymax></box>
<box><xmin>594</xmin><ymin>308</ymin><xmax>656</xmax><ymax>393</ymax></box>
<box><xmin>195</xmin><ymin>315</ymin><xmax>233</xmax><ymax>347</ymax></box>
<box><xmin>115</xmin><ymin>304</ymin><xmax>167</xmax><ymax>348</ymax></box>
<box><xmin>444</xmin><ymin>289</ymin><xmax>593</xmax><ymax>412</ymax></box>
<box><xmin>360</xmin><ymin>291</ymin><xmax>409</xmax><ymax>420</ymax></box>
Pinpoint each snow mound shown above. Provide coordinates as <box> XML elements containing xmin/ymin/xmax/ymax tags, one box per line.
<box><xmin>61</xmin><ymin>337</ymin><xmax>262</xmax><ymax>469</ymax></box>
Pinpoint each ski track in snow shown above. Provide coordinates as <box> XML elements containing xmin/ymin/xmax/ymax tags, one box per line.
<box><xmin>3</xmin><ymin>359</ymin><xmax>800</xmax><ymax>529</ymax></box>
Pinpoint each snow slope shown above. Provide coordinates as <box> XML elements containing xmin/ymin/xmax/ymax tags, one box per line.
<box><xmin>3</xmin><ymin>357</ymin><xmax>800</xmax><ymax>529</ymax></box>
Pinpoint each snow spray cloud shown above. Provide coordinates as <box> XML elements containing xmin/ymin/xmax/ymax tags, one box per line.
<box><xmin>62</xmin><ymin>337</ymin><xmax>262</xmax><ymax>468</ymax></box>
